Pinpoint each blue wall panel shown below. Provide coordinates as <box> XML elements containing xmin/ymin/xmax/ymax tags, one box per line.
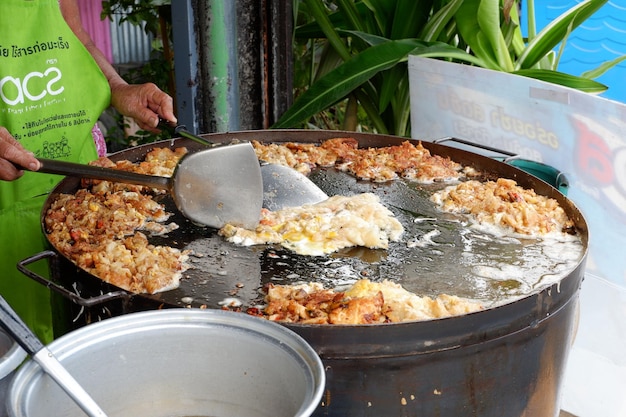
<box><xmin>531</xmin><ymin>1</ymin><xmax>626</xmax><ymax>103</ymax></box>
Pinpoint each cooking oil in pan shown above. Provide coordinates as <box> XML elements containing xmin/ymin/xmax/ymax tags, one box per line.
<box><xmin>167</xmin><ymin>167</ymin><xmax>584</xmax><ymax>310</ymax></box>
<box><xmin>263</xmin><ymin>168</ymin><xmax>585</xmax><ymax>307</ymax></box>
<box><xmin>391</xmin><ymin>212</ymin><xmax>584</xmax><ymax>307</ymax></box>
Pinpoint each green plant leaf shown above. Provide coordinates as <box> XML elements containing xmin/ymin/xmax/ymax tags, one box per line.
<box><xmin>411</xmin><ymin>45</ymin><xmax>488</xmax><ymax>67</ymax></box>
<box><xmin>476</xmin><ymin>0</ymin><xmax>514</xmax><ymax>71</ymax></box>
<box><xmin>378</xmin><ymin>65</ymin><xmax>407</xmax><ymax>114</ymax></box>
<box><xmin>502</xmin><ymin>2</ymin><xmax>525</xmax><ymax>58</ymax></box>
<box><xmin>525</xmin><ymin>0</ymin><xmax>537</xmax><ymax>39</ymax></box>
<box><xmin>362</xmin><ymin>0</ymin><xmax>396</xmax><ymax>37</ymax></box>
<box><xmin>273</xmin><ymin>39</ymin><xmax>423</xmax><ymax>129</ymax></box>
<box><xmin>455</xmin><ymin>0</ymin><xmax>505</xmax><ymax>70</ymax></box>
<box><xmin>515</xmin><ymin>0</ymin><xmax>609</xmax><ymax>70</ymax></box>
<box><xmin>314</xmin><ymin>42</ymin><xmax>344</xmax><ymax>81</ymax></box>
<box><xmin>388</xmin><ymin>1</ymin><xmax>432</xmax><ymax>40</ymax></box>
<box><xmin>303</xmin><ymin>0</ymin><xmax>351</xmax><ymax>61</ymax></box>
<box><xmin>513</xmin><ymin>69</ymin><xmax>608</xmax><ymax>93</ymax></box>
<box><xmin>336</xmin><ymin>0</ymin><xmax>367</xmax><ymax>32</ymax></box>
<box><xmin>390</xmin><ymin>75</ymin><xmax>412</xmax><ymax>137</ymax></box>
<box><xmin>339</xmin><ymin>28</ymin><xmax>491</xmax><ymax>114</ymax></box>
<box><xmin>419</xmin><ymin>0</ymin><xmax>464</xmax><ymax>42</ymax></box>
<box><xmin>581</xmin><ymin>54</ymin><xmax>626</xmax><ymax>80</ymax></box>
<box><xmin>295</xmin><ymin>2</ymin><xmax>371</xmax><ymax>39</ymax></box>
<box><xmin>338</xmin><ymin>30</ymin><xmax>389</xmax><ymax>47</ymax></box>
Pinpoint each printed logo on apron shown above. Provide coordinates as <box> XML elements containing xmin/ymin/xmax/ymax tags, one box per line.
<box><xmin>0</xmin><ymin>0</ymin><xmax>111</xmax><ymax>203</ymax></box>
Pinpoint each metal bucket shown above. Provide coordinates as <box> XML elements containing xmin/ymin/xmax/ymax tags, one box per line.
<box><xmin>7</xmin><ymin>309</ymin><xmax>325</xmax><ymax>417</ymax></box>
<box><xmin>0</xmin><ymin>330</ymin><xmax>25</xmax><ymax>417</ymax></box>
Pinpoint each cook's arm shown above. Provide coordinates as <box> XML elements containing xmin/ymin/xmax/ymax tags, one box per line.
<box><xmin>59</xmin><ymin>0</ymin><xmax>177</xmax><ymax>132</ymax></box>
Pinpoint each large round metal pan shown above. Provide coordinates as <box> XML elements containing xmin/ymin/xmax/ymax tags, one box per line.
<box><xmin>31</xmin><ymin>130</ymin><xmax>587</xmax><ymax>315</ymax></box>
<box><xmin>24</xmin><ymin>130</ymin><xmax>589</xmax><ymax>417</ymax></box>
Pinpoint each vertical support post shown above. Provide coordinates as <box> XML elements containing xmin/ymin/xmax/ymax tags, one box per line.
<box><xmin>171</xmin><ymin>0</ymin><xmax>199</xmax><ymax>133</ymax></box>
<box><xmin>170</xmin><ymin>0</ymin><xmax>293</xmax><ymax>133</ymax></box>
<box><xmin>204</xmin><ymin>0</ymin><xmax>241</xmax><ymax>132</ymax></box>
<box><xmin>236</xmin><ymin>0</ymin><xmax>264</xmax><ymax>130</ymax></box>
<box><xmin>265</xmin><ymin>0</ymin><xmax>293</xmax><ymax>128</ymax></box>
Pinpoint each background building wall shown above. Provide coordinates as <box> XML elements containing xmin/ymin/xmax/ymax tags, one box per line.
<box><xmin>77</xmin><ymin>0</ymin><xmax>152</xmax><ymax>66</ymax></box>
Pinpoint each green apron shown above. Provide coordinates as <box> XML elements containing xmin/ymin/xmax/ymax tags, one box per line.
<box><xmin>0</xmin><ymin>0</ymin><xmax>110</xmax><ymax>343</ymax></box>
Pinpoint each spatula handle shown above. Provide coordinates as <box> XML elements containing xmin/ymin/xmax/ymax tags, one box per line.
<box><xmin>158</xmin><ymin>120</ymin><xmax>216</xmax><ymax>147</ymax></box>
<box><xmin>37</xmin><ymin>158</ymin><xmax>171</xmax><ymax>190</ymax></box>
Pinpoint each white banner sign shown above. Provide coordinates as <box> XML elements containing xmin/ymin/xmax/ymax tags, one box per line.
<box><xmin>409</xmin><ymin>55</ymin><xmax>626</xmax><ymax>288</ymax></box>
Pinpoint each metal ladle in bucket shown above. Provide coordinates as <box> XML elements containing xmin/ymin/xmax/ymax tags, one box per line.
<box><xmin>0</xmin><ymin>296</ymin><xmax>108</xmax><ymax>417</ymax></box>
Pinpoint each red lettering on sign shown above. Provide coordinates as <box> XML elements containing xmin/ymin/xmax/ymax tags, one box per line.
<box><xmin>573</xmin><ymin>118</ymin><xmax>613</xmax><ymax>185</ymax></box>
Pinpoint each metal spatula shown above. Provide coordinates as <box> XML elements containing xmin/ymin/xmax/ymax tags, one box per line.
<box><xmin>35</xmin><ymin>143</ymin><xmax>263</xmax><ymax>229</ymax></box>
<box><xmin>260</xmin><ymin>163</ymin><xmax>329</xmax><ymax>211</ymax></box>
<box><xmin>160</xmin><ymin>122</ymin><xmax>329</xmax><ymax>210</ymax></box>
<box><xmin>0</xmin><ymin>295</ymin><xmax>108</xmax><ymax>417</ymax></box>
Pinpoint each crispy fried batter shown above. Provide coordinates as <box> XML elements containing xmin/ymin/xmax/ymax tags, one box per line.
<box><xmin>431</xmin><ymin>178</ymin><xmax>574</xmax><ymax>235</ymax></box>
<box><xmin>252</xmin><ymin>138</ymin><xmax>463</xmax><ymax>183</ymax></box>
<box><xmin>45</xmin><ymin>148</ymin><xmax>190</xmax><ymax>294</ymax></box>
<box><xmin>257</xmin><ymin>279</ymin><xmax>483</xmax><ymax>324</ymax></box>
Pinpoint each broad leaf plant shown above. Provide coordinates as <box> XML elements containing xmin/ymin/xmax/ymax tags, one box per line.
<box><xmin>277</xmin><ymin>0</ymin><xmax>625</xmax><ymax>137</ymax></box>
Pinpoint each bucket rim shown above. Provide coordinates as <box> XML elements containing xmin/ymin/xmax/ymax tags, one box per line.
<box><xmin>8</xmin><ymin>309</ymin><xmax>325</xmax><ymax>417</ymax></box>
<box><xmin>0</xmin><ymin>331</ymin><xmax>26</xmax><ymax>380</ymax></box>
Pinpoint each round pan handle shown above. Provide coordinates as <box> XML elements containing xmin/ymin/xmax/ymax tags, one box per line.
<box><xmin>434</xmin><ymin>137</ymin><xmax>569</xmax><ymax>194</ymax></box>
<box><xmin>17</xmin><ymin>251</ymin><xmax>130</xmax><ymax>307</ymax></box>
<box><xmin>433</xmin><ymin>136</ymin><xmax>520</xmax><ymax>161</ymax></box>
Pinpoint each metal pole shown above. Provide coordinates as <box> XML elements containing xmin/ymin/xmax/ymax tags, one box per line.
<box><xmin>266</xmin><ymin>0</ymin><xmax>293</xmax><ymax>127</ymax></box>
<box><xmin>171</xmin><ymin>0</ymin><xmax>200</xmax><ymax>133</ymax></box>
<box><xmin>200</xmin><ymin>0</ymin><xmax>241</xmax><ymax>132</ymax></box>
<box><xmin>171</xmin><ymin>0</ymin><xmax>292</xmax><ymax>133</ymax></box>
<box><xmin>236</xmin><ymin>0</ymin><xmax>264</xmax><ymax>130</ymax></box>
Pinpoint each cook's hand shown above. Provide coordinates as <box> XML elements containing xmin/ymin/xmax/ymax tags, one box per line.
<box><xmin>0</xmin><ymin>127</ymin><xmax>40</xmax><ymax>181</ymax></box>
<box><xmin>110</xmin><ymin>83</ymin><xmax>177</xmax><ymax>133</ymax></box>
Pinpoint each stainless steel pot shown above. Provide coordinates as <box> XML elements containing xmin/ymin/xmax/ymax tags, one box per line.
<box><xmin>19</xmin><ymin>130</ymin><xmax>589</xmax><ymax>417</ymax></box>
<box><xmin>7</xmin><ymin>309</ymin><xmax>325</xmax><ymax>417</ymax></box>
<box><xmin>0</xmin><ymin>329</ymin><xmax>25</xmax><ymax>417</ymax></box>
